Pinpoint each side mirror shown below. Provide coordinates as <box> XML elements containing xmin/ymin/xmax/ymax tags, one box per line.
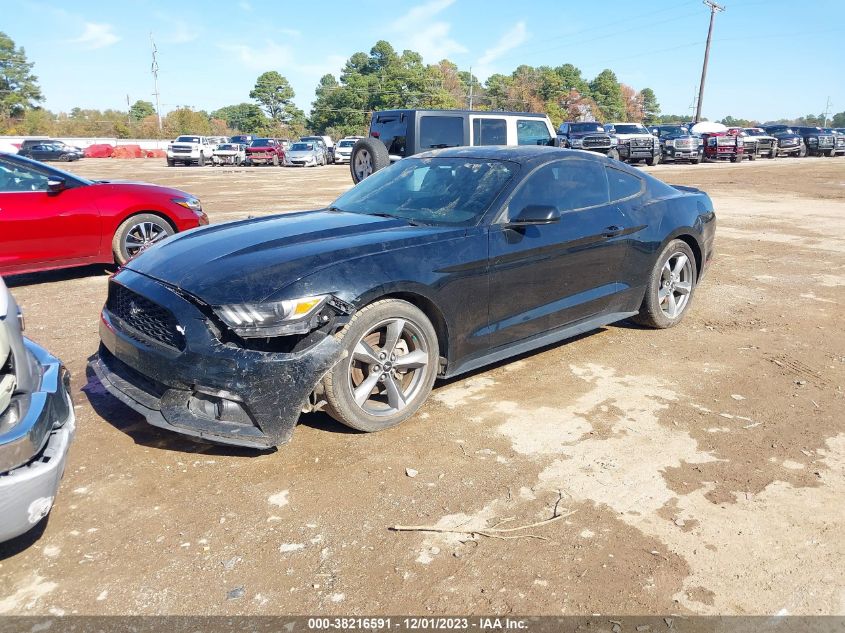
<box><xmin>507</xmin><ymin>204</ymin><xmax>561</xmax><ymax>227</ymax></box>
<box><xmin>47</xmin><ymin>178</ymin><xmax>66</xmax><ymax>193</ymax></box>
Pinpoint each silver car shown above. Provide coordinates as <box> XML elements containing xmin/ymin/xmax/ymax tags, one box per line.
<box><xmin>285</xmin><ymin>141</ymin><xmax>325</xmax><ymax>167</ymax></box>
<box><xmin>0</xmin><ymin>277</ymin><xmax>75</xmax><ymax>543</ymax></box>
<box><xmin>333</xmin><ymin>138</ymin><xmax>359</xmax><ymax>164</ymax></box>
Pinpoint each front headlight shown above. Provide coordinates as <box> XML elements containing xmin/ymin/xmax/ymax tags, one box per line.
<box><xmin>570</xmin><ymin>138</ymin><xmax>583</xmax><ymax>147</ymax></box>
<box><xmin>808</xmin><ymin>136</ymin><xmax>818</xmax><ymax>142</ymax></box>
<box><xmin>173</xmin><ymin>197</ymin><xmax>203</xmax><ymax>214</ymax></box>
<box><xmin>214</xmin><ymin>295</ymin><xmax>328</xmax><ymax>337</ymax></box>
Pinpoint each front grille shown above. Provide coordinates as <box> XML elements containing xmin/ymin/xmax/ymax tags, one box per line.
<box><xmin>632</xmin><ymin>138</ymin><xmax>653</xmax><ymax>147</ymax></box>
<box><xmin>107</xmin><ymin>282</ymin><xmax>185</xmax><ymax>350</ymax></box>
<box><xmin>582</xmin><ymin>135</ymin><xmax>611</xmax><ymax>148</ymax></box>
<box><xmin>675</xmin><ymin>138</ymin><xmax>695</xmax><ymax>149</ymax></box>
<box><xmin>818</xmin><ymin>137</ymin><xmax>834</xmax><ymax>147</ymax></box>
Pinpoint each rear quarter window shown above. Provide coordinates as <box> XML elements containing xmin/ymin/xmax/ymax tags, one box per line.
<box><xmin>607</xmin><ymin>167</ymin><xmax>643</xmax><ymax>201</ymax></box>
<box><xmin>419</xmin><ymin>116</ymin><xmax>464</xmax><ymax>150</ymax></box>
<box><xmin>371</xmin><ymin>114</ymin><xmax>408</xmax><ymax>156</ymax></box>
<box><xmin>472</xmin><ymin>118</ymin><xmax>507</xmax><ymax>146</ymax></box>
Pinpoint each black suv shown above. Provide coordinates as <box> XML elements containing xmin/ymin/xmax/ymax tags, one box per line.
<box><xmin>792</xmin><ymin>126</ymin><xmax>836</xmax><ymax>157</ymax></box>
<box><xmin>18</xmin><ymin>139</ymin><xmax>83</xmax><ymax>162</ymax></box>
<box><xmin>349</xmin><ymin>109</ymin><xmax>556</xmax><ymax>182</ymax></box>
<box><xmin>650</xmin><ymin>125</ymin><xmax>701</xmax><ymax>164</ymax></box>
<box><xmin>556</xmin><ymin>122</ymin><xmax>617</xmax><ymax>159</ymax></box>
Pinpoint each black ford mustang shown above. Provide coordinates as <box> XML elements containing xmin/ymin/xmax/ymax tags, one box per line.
<box><xmin>91</xmin><ymin>146</ymin><xmax>716</xmax><ymax>449</ymax></box>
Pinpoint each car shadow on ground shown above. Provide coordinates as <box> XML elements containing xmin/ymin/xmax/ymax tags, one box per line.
<box><xmin>4</xmin><ymin>264</ymin><xmax>114</xmax><ymax>288</ymax></box>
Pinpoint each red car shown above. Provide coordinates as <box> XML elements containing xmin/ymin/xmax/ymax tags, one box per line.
<box><xmin>0</xmin><ymin>153</ymin><xmax>208</xmax><ymax>276</ymax></box>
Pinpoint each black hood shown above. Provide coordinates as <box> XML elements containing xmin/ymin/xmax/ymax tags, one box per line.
<box><xmin>125</xmin><ymin>210</ymin><xmax>463</xmax><ymax>304</ymax></box>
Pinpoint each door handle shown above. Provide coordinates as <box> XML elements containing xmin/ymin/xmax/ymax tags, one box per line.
<box><xmin>602</xmin><ymin>225</ymin><xmax>623</xmax><ymax>238</ymax></box>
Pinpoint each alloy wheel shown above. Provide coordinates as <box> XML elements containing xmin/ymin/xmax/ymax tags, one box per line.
<box><xmin>124</xmin><ymin>221</ymin><xmax>169</xmax><ymax>257</ymax></box>
<box><xmin>353</xmin><ymin>149</ymin><xmax>373</xmax><ymax>181</ymax></box>
<box><xmin>347</xmin><ymin>318</ymin><xmax>430</xmax><ymax>416</ymax></box>
<box><xmin>658</xmin><ymin>252</ymin><xmax>693</xmax><ymax>319</ymax></box>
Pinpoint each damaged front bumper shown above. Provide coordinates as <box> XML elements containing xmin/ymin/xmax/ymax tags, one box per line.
<box><xmin>91</xmin><ymin>269</ymin><xmax>344</xmax><ymax>449</ymax></box>
<box><xmin>0</xmin><ymin>339</ymin><xmax>74</xmax><ymax>543</ymax></box>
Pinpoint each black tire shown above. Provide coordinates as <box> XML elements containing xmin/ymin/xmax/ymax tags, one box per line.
<box><xmin>769</xmin><ymin>148</ymin><xmax>777</xmax><ymax>159</ymax></box>
<box><xmin>690</xmin><ymin>157</ymin><xmax>701</xmax><ymax>164</ymax></box>
<box><xmin>323</xmin><ymin>299</ymin><xmax>439</xmax><ymax>433</ymax></box>
<box><xmin>272</xmin><ymin>154</ymin><xmax>279</xmax><ymax>166</ymax></box>
<box><xmin>825</xmin><ymin>149</ymin><xmax>835</xmax><ymax>157</ymax></box>
<box><xmin>166</xmin><ymin>158</ymin><xmax>175</xmax><ymax>167</ymax></box>
<box><xmin>350</xmin><ymin>137</ymin><xmax>390</xmax><ymax>183</ymax></box>
<box><xmin>197</xmin><ymin>154</ymin><xmax>205</xmax><ymax>167</ymax></box>
<box><xmin>730</xmin><ymin>155</ymin><xmax>741</xmax><ymax>163</ymax></box>
<box><xmin>646</xmin><ymin>152</ymin><xmax>660</xmax><ymax>166</ymax></box>
<box><xmin>606</xmin><ymin>148</ymin><xmax>620</xmax><ymax>161</ymax></box>
<box><xmin>59</xmin><ymin>154</ymin><xmax>71</xmax><ymax>162</ymax></box>
<box><xmin>748</xmin><ymin>151</ymin><xmax>756</xmax><ymax>161</ymax></box>
<box><xmin>631</xmin><ymin>239</ymin><xmax>698</xmax><ymax>329</ymax></box>
<box><xmin>798</xmin><ymin>144</ymin><xmax>807</xmax><ymax>157</ymax></box>
<box><xmin>112</xmin><ymin>213</ymin><xmax>175</xmax><ymax>265</ymax></box>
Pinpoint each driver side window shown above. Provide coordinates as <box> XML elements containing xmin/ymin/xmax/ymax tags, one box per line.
<box><xmin>504</xmin><ymin>159</ymin><xmax>609</xmax><ymax>221</ymax></box>
<box><xmin>0</xmin><ymin>160</ymin><xmax>50</xmax><ymax>193</ymax></box>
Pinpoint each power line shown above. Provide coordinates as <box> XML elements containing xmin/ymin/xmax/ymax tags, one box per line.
<box><xmin>695</xmin><ymin>0</ymin><xmax>725</xmax><ymax>123</ymax></box>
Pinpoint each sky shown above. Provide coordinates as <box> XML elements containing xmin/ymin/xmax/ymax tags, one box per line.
<box><xmin>5</xmin><ymin>0</ymin><xmax>845</xmax><ymax>123</ymax></box>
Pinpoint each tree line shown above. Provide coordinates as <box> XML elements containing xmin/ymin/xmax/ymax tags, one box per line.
<box><xmin>2</xmin><ymin>32</ymin><xmax>843</xmax><ymax>140</ymax></box>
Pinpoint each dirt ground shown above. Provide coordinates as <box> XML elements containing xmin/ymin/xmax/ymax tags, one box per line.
<box><xmin>0</xmin><ymin>157</ymin><xmax>843</xmax><ymax>616</ymax></box>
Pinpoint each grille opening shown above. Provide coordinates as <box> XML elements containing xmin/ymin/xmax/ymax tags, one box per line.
<box><xmin>106</xmin><ymin>282</ymin><xmax>185</xmax><ymax>350</ymax></box>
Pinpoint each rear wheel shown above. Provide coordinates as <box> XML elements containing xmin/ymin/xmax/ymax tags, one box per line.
<box><xmin>350</xmin><ymin>138</ymin><xmax>390</xmax><ymax>183</ymax></box>
<box><xmin>112</xmin><ymin>213</ymin><xmax>175</xmax><ymax>265</ymax></box>
<box><xmin>323</xmin><ymin>299</ymin><xmax>439</xmax><ymax>432</ymax></box>
<box><xmin>631</xmin><ymin>239</ymin><xmax>697</xmax><ymax>329</ymax></box>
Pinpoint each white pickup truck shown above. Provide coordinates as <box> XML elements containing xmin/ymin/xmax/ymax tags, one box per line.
<box><xmin>166</xmin><ymin>135</ymin><xmax>216</xmax><ymax>167</ymax></box>
<box><xmin>0</xmin><ymin>277</ymin><xmax>75</xmax><ymax>543</ymax></box>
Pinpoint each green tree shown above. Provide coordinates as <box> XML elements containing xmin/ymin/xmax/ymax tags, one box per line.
<box><xmin>720</xmin><ymin>115</ymin><xmax>755</xmax><ymax>127</ymax></box>
<box><xmin>639</xmin><ymin>88</ymin><xmax>660</xmax><ymax>124</ymax></box>
<box><xmin>164</xmin><ymin>107</ymin><xmax>212</xmax><ymax>135</ymax></box>
<box><xmin>211</xmin><ymin>103</ymin><xmax>268</xmax><ymax>133</ymax></box>
<box><xmin>589</xmin><ymin>69</ymin><xmax>625</xmax><ymax>121</ymax></box>
<box><xmin>0</xmin><ymin>31</ymin><xmax>44</xmax><ymax>117</ymax></box>
<box><xmin>831</xmin><ymin>111</ymin><xmax>845</xmax><ymax>127</ymax></box>
<box><xmin>249</xmin><ymin>71</ymin><xmax>303</xmax><ymax>125</ymax></box>
<box><xmin>129</xmin><ymin>100</ymin><xmax>155</xmax><ymax>122</ymax></box>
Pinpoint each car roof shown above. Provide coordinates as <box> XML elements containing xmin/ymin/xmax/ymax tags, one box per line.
<box><xmin>414</xmin><ymin>145</ymin><xmax>609</xmax><ymax>165</ymax></box>
<box><xmin>374</xmin><ymin>109</ymin><xmax>548</xmax><ymax>118</ymax></box>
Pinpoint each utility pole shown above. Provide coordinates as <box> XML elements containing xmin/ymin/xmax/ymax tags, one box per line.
<box><xmin>150</xmin><ymin>33</ymin><xmax>162</xmax><ymax>132</ymax></box>
<box><xmin>694</xmin><ymin>0</ymin><xmax>725</xmax><ymax>123</ymax></box>
<box><xmin>468</xmin><ymin>66</ymin><xmax>474</xmax><ymax>109</ymax></box>
<box><xmin>822</xmin><ymin>96</ymin><xmax>832</xmax><ymax>126</ymax></box>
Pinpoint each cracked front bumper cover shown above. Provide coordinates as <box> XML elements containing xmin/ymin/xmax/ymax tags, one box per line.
<box><xmin>91</xmin><ymin>269</ymin><xmax>344</xmax><ymax>449</ymax></box>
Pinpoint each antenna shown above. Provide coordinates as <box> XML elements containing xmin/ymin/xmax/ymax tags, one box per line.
<box><xmin>150</xmin><ymin>33</ymin><xmax>162</xmax><ymax>132</ymax></box>
<box><xmin>694</xmin><ymin>0</ymin><xmax>725</xmax><ymax>123</ymax></box>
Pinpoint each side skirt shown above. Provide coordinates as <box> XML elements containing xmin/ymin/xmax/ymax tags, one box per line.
<box><xmin>443</xmin><ymin>311</ymin><xmax>638</xmax><ymax>379</ymax></box>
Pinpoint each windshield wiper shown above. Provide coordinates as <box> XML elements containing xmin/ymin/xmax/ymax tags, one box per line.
<box><xmin>327</xmin><ymin>205</ymin><xmax>346</xmax><ymax>213</ymax></box>
<box><xmin>366</xmin><ymin>212</ymin><xmax>425</xmax><ymax>227</ymax></box>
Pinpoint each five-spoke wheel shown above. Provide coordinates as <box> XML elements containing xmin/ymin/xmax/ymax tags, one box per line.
<box><xmin>632</xmin><ymin>239</ymin><xmax>698</xmax><ymax>329</ymax></box>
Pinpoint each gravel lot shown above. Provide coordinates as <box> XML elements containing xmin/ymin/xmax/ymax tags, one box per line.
<box><xmin>1</xmin><ymin>157</ymin><xmax>843</xmax><ymax>616</ymax></box>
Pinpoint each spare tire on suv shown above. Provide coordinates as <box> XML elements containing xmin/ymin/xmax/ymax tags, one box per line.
<box><xmin>350</xmin><ymin>138</ymin><xmax>390</xmax><ymax>183</ymax></box>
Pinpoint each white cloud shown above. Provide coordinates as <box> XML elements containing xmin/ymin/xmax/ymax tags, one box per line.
<box><xmin>154</xmin><ymin>12</ymin><xmax>199</xmax><ymax>44</ymax></box>
<box><xmin>70</xmin><ymin>22</ymin><xmax>120</xmax><ymax>50</ymax></box>
<box><xmin>389</xmin><ymin>0</ymin><xmax>466</xmax><ymax>62</ymax></box>
<box><xmin>475</xmin><ymin>21</ymin><xmax>528</xmax><ymax>78</ymax></box>
<box><xmin>218</xmin><ymin>40</ymin><xmax>292</xmax><ymax>70</ymax></box>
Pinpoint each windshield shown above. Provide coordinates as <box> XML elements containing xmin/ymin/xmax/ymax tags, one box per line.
<box><xmin>250</xmin><ymin>139</ymin><xmax>272</xmax><ymax>147</ymax></box>
<box><xmin>290</xmin><ymin>143</ymin><xmax>313</xmax><ymax>151</ymax></box>
<box><xmin>331</xmin><ymin>157</ymin><xmax>517</xmax><ymax>227</ymax></box>
<box><xmin>570</xmin><ymin>122</ymin><xmax>604</xmax><ymax>133</ymax></box>
<box><xmin>338</xmin><ymin>140</ymin><xmax>355</xmax><ymax>147</ymax></box>
<box><xmin>218</xmin><ymin>144</ymin><xmax>237</xmax><ymax>150</ymax></box>
<box><xmin>175</xmin><ymin>136</ymin><xmax>200</xmax><ymax>143</ymax></box>
<box><xmin>659</xmin><ymin>126</ymin><xmax>688</xmax><ymax>136</ymax></box>
<box><xmin>611</xmin><ymin>124</ymin><xmax>650</xmax><ymax>134</ymax></box>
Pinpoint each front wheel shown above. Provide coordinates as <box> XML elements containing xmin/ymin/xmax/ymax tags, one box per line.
<box><xmin>323</xmin><ymin>299</ymin><xmax>439</xmax><ymax>432</ymax></box>
<box><xmin>272</xmin><ymin>154</ymin><xmax>279</xmax><ymax>166</ymax></box>
<box><xmin>606</xmin><ymin>148</ymin><xmax>620</xmax><ymax>161</ymax></box>
<box><xmin>646</xmin><ymin>152</ymin><xmax>660</xmax><ymax>166</ymax></box>
<box><xmin>197</xmin><ymin>154</ymin><xmax>205</xmax><ymax>167</ymax></box>
<box><xmin>631</xmin><ymin>239</ymin><xmax>697</xmax><ymax>329</ymax></box>
<box><xmin>112</xmin><ymin>213</ymin><xmax>175</xmax><ymax>265</ymax></box>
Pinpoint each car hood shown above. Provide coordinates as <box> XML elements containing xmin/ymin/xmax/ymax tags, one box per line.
<box><xmin>124</xmin><ymin>210</ymin><xmax>463</xmax><ymax>304</ymax></box>
<box><xmin>90</xmin><ymin>181</ymin><xmax>192</xmax><ymax>198</ymax></box>
<box><xmin>287</xmin><ymin>150</ymin><xmax>318</xmax><ymax>158</ymax></box>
